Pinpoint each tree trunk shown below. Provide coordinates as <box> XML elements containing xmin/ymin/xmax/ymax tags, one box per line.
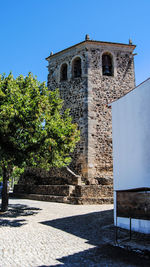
<box><xmin>1</xmin><ymin>166</ymin><xmax>9</xmax><ymax>212</ymax></box>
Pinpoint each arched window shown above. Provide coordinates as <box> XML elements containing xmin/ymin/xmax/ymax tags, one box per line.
<box><xmin>72</xmin><ymin>57</ymin><xmax>82</xmax><ymax>78</ymax></box>
<box><xmin>102</xmin><ymin>53</ymin><xmax>113</xmax><ymax>76</ymax></box>
<box><xmin>60</xmin><ymin>63</ymin><xmax>68</xmax><ymax>81</ymax></box>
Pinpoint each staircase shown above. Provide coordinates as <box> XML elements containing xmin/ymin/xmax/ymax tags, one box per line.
<box><xmin>13</xmin><ymin>167</ymin><xmax>113</xmax><ymax>204</ymax></box>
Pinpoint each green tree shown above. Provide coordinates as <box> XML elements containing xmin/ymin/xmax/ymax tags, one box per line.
<box><xmin>0</xmin><ymin>73</ymin><xmax>80</xmax><ymax>211</ymax></box>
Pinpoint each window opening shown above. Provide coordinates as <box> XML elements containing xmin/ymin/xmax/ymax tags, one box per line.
<box><xmin>102</xmin><ymin>54</ymin><xmax>113</xmax><ymax>76</ymax></box>
<box><xmin>72</xmin><ymin>57</ymin><xmax>82</xmax><ymax>78</ymax></box>
<box><xmin>60</xmin><ymin>63</ymin><xmax>67</xmax><ymax>81</ymax></box>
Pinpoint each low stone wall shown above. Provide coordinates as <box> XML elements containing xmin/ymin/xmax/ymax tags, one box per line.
<box><xmin>14</xmin><ymin>167</ymin><xmax>113</xmax><ymax>204</ymax></box>
<box><xmin>14</xmin><ymin>184</ymin><xmax>75</xmax><ymax>197</ymax></box>
<box><xmin>18</xmin><ymin>167</ymin><xmax>81</xmax><ymax>186</ymax></box>
<box><xmin>74</xmin><ymin>185</ymin><xmax>113</xmax><ymax>198</ymax></box>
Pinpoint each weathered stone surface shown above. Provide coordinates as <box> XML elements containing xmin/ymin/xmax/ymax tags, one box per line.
<box><xmin>73</xmin><ymin>185</ymin><xmax>113</xmax><ymax>198</ymax></box>
<box><xmin>14</xmin><ymin>184</ymin><xmax>75</xmax><ymax>197</ymax></box>
<box><xmin>14</xmin><ymin>168</ymin><xmax>113</xmax><ymax>204</ymax></box>
<box><xmin>46</xmin><ymin>40</ymin><xmax>135</xmax><ymax>184</ymax></box>
<box><xmin>14</xmin><ymin>179</ymin><xmax>113</xmax><ymax>204</ymax></box>
<box><xmin>18</xmin><ymin>167</ymin><xmax>81</xmax><ymax>186</ymax></box>
<box><xmin>12</xmin><ymin>192</ymin><xmax>113</xmax><ymax>205</ymax></box>
<box><xmin>95</xmin><ymin>177</ymin><xmax>113</xmax><ymax>185</ymax></box>
<box><xmin>68</xmin><ymin>196</ymin><xmax>114</xmax><ymax>205</ymax></box>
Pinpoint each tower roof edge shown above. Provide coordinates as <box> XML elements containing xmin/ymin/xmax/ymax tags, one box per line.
<box><xmin>46</xmin><ymin>40</ymin><xmax>136</xmax><ymax>61</ymax></box>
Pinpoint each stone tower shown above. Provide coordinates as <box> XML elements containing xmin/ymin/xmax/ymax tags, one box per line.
<box><xmin>46</xmin><ymin>36</ymin><xmax>136</xmax><ymax>185</ymax></box>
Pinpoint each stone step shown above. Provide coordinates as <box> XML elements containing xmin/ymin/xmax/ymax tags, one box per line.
<box><xmin>12</xmin><ymin>193</ymin><xmax>113</xmax><ymax>205</ymax></box>
<box><xmin>68</xmin><ymin>196</ymin><xmax>114</xmax><ymax>205</ymax></box>
<box><xmin>19</xmin><ymin>176</ymin><xmax>79</xmax><ymax>186</ymax></box>
<box><xmin>37</xmin><ymin>177</ymin><xmax>69</xmax><ymax>185</ymax></box>
<box><xmin>14</xmin><ymin>184</ymin><xmax>75</xmax><ymax>197</ymax></box>
<box><xmin>72</xmin><ymin>185</ymin><xmax>113</xmax><ymax>198</ymax></box>
<box><xmin>95</xmin><ymin>177</ymin><xmax>113</xmax><ymax>185</ymax></box>
<box><xmin>12</xmin><ymin>193</ymin><xmax>69</xmax><ymax>203</ymax></box>
<box><xmin>18</xmin><ymin>167</ymin><xmax>81</xmax><ymax>186</ymax></box>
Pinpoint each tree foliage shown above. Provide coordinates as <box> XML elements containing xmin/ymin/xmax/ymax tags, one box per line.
<box><xmin>0</xmin><ymin>73</ymin><xmax>80</xmax><ymax>211</ymax></box>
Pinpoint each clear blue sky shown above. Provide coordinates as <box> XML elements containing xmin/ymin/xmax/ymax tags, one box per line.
<box><xmin>0</xmin><ymin>0</ymin><xmax>149</xmax><ymax>85</ymax></box>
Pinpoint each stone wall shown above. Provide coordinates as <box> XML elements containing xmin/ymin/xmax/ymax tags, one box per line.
<box><xmin>47</xmin><ymin>40</ymin><xmax>135</xmax><ymax>184</ymax></box>
<box><xmin>87</xmin><ymin>45</ymin><xmax>135</xmax><ymax>181</ymax></box>
<box><xmin>18</xmin><ymin>167</ymin><xmax>81</xmax><ymax>186</ymax></box>
<box><xmin>13</xmin><ymin>167</ymin><xmax>113</xmax><ymax>204</ymax></box>
<box><xmin>47</xmin><ymin>46</ymin><xmax>89</xmax><ymax>178</ymax></box>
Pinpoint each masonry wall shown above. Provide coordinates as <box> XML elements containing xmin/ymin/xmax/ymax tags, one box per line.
<box><xmin>47</xmin><ymin>45</ymin><xmax>89</xmax><ymax>179</ymax></box>
<box><xmin>47</xmin><ymin>42</ymin><xmax>135</xmax><ymax>184</ymax></box>
<box><xmin>87</xmin><ymin>44</ymin><xmax>135</xmax><ymax>182</ymax></box>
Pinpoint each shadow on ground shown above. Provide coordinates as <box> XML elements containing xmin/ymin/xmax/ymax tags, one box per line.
<box><xmin>40</xmin><ymin>209</ymin><xmax>114</xmax><ymax>246</ymax></box>
<box><xmin>0</xmin><ymin>199</ymin><xmax>42</xmax><ymax>227</ymax></box>
<box><xmin>40</xmin><ymin>209</ymin><xmax>150</xmax><ymax>266</ymax></box>
<box><xmin>53</xmin><ymin>245</ymin><xmax>150</xmax><ymax>267</ymax></box>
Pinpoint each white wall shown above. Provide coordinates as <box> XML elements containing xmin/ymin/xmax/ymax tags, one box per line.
<box><xmin>112</xmin><ymin>78</ymin><xmax>150</xmax><ymax>191</ymax></box>
<box><xmin>112</xmin><ymin>78</ymin><xmax>150</xmax><ymax>233</ymax></box>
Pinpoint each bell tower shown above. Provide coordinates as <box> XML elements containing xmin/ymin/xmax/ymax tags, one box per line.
<box><xmin>46</xmin><ymin>36</ymin><xmax>136</xmax><ymax>185</ymax></box>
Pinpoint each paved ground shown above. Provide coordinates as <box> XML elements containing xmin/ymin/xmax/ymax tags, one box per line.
<box><xmin>0</xmin><ymin>198</ymin><xmax>150</xmax><ymax>267</ymax></box>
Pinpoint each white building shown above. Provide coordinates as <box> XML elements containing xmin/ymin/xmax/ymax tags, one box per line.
<box><xmin>111</xmin><ymin>78</ymin><xmax>150</xmax><ymax>234</ymax></box>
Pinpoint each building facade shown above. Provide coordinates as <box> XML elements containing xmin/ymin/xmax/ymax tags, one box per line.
<box><xmin>46</xmin><ymin>36</ymin><xmax>136</xmax><ymax>185</ymax></box>
<box><xmin>111</xmin><ymin>78</ymin><xmax>150</xmax><ymax>233</ymax></box>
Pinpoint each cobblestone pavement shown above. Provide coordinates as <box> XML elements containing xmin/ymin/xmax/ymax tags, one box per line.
<box><xmin>0</xmin><ymin>198</ymin><xmax>149</xmax><ymax>267</ymax></box>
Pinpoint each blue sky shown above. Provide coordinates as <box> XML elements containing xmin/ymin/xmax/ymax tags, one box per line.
<box><xmin>0</xmin><ymin>0</ymin><xmax>149</xmax><ymax>85</ymax></box>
